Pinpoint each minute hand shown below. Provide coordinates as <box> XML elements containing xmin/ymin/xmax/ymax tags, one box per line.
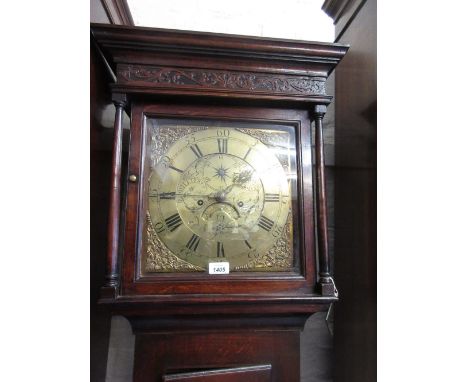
<box><xmin>149</xmin><ymin>193</ymin><xmax>215</xmax><ymax>198</ymax></box>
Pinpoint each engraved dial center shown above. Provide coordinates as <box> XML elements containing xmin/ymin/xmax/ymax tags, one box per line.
<box><xmin>176</xmin><ymin>153</ymin><xmax>263</xmax><ymax>241</ymax></box>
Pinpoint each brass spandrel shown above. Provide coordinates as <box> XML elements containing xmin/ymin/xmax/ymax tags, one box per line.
<box><xmin>146</xmin><ymin>212</ymin><xmax>204</xmax><ymax>272</ymax></box>
<box><xmin>234</xmin><ymin>211</ymin><xmax>293</xmax><ymax>271</ymax></box>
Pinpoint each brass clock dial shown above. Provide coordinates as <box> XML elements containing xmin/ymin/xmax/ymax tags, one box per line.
<box><xmin>147</xmin><ymin>125</ymin><xmax>293</xmax><ymax>271</ymax></box>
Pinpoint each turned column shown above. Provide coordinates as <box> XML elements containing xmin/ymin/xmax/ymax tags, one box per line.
<box><xmin>104</xmin><ymin>94</ymin><xmax>127</xmax><ymax>293</ymax></box>
<box><xmin>313</xmin><ymin>104</ymin><xmax>336</xmax><ymax>296</ymax></box>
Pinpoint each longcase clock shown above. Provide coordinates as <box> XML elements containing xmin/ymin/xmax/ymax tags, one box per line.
<box><xmin>91</xmin><ymin>23</ymin><xmax>348</xmax><ymax>382</ymax></box>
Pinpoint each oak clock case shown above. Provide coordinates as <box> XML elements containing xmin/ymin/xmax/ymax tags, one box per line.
<box><xmin>122</xmin><ymin>105</ymin><xmax>313</xmax><ymax>295</ymax></box>
<box><xmin>92</xmin><ymin>22</ymin><xmax>347</xmax><ymax>382</ymax></box>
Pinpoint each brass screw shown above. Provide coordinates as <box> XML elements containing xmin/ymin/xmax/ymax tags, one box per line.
<box><xmin>129</xmin><ymin>174</ymin><xmax>137</xmax><ymax>182</ymax></box>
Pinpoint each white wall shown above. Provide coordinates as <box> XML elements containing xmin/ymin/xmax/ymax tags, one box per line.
<box><xmin>128</xmin><ymin>0</ymin><xmax>334</xmax><ymax>42</ymax></box>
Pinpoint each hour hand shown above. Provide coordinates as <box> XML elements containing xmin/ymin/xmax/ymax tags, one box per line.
<box><xmin>207</xmin><ymin>190</ymin><xmax>225</xmax><ymax>202</ymax></box>
<box><xmin>222</xmin><ymin>170</ymin><xmax>252</xmax><ymax>195</ymax></box>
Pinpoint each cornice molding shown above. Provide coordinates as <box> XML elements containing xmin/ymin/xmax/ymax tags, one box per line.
<box><xmin>91</xmin><ymin>24</ymin><xmax>347</xmax><ymax>103</ymax></box>
<box><xmin>91</xmin><ymin>24</ymin><xmax>348</xmax><ymax>68</ymax></box>
<box><xmin>101</xmin><ymin>0</ymin><xmax>134</xmax><ymax>26</ymax></box>
<box><xmin>322</xmin><ymin>0</ymin><xmax>351</xmax><ymax>24</ymax></box>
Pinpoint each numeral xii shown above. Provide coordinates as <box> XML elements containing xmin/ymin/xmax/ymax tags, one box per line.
<box><xmin>217</xmin><ymin>138</ymin><xmax>228</xmax><ymax>154</ymax></box>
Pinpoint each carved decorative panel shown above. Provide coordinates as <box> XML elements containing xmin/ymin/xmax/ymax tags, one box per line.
<box><xmin>117</xmin><ymin>64</ymin><xmax>326</xmax><ymax>96</ymax></box>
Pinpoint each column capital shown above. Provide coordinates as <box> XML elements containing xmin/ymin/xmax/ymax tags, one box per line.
<box><xmin>313</xmin><ymin>104</ymin><xmax>327</xmax><ymax>116</ymax></box>
<box><xmin>112</xmin><ymin>92</ymin><xmax>127</xmax><ymax>108</ymax></box>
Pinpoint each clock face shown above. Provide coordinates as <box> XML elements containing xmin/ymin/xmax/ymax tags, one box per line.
<box><xmin>143</xmin><ymin>119</ymin><xmax>297</xmax><ymax>273</ymax></box>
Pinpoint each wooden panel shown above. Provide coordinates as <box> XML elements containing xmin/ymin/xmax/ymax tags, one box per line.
<box><xmin>116</xmin><ymin>63</ymin><xmax>328</xmax><ymax>100</ymax></box>
<box><xmin>133</xmin><ymin>330</ymin><xmax>299</xmax><ymax>382</ymax></box>
<box><xmin>163</xmin><ymin>365</ymin><xmax>271</xmax><ymax>382</ymax></box>
<box><xmin>331</xmin><ymin>0</ymin><xmax>376</xmax><ymax>381</ymax></box>
<box><xmin>334</xmin><ymin>1</ymin><xmax>376</xmax><ymax>169</ymax></box>
<box><xmin>334</xmin><ymin>0</ymin><xmax>367</xmax><ymax>41</ymax></box>
<box><xmin>322</xmin><ymin>0</ymin><xmax>368</xmax><ymax>41</ymax></box>
<box><xmin>90</xmin><ymin>40</ymin><xmax>113</xmax><ymax>382</ymax></box>
<box><xmin>334</xmin><ymin>168</ymin><xmax>376</xmax><ymax>382</ymax></box>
